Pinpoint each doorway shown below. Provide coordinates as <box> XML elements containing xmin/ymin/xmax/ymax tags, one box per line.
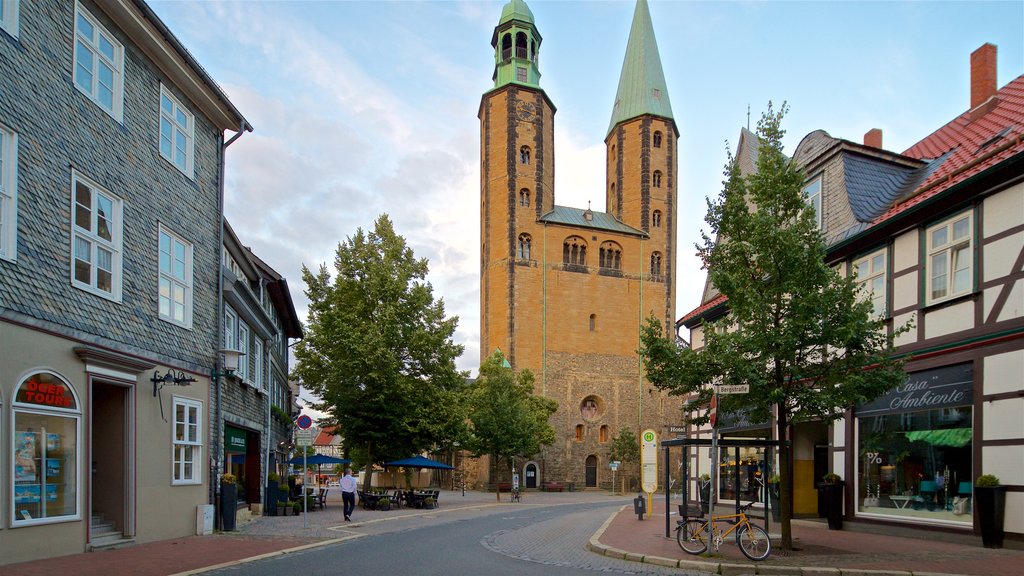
<box><xmin>524</xmin><ymin>462</ymin><xmax>538</xmax><ymax>489</ymax></box>
<box><xmin>585</xmin><ymin>455</ymin><xmax>597</xmax><ymax>488</ymax></box>
<box><xmin>91</xmin><ymin>381</ymin><xmax>131</xmax><ymax>540</ymax></box>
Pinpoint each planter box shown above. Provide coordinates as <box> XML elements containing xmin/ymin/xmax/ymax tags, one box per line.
<box><xmin>819</xmin><ymin>482</ymin><xmax>844</xmax><ymax>530</ymax></box>
<box><xmin>220</xmin><ymin>483</ymin><xmax>237</xmax><ymax>531</ymax></box>
<box><xmin>975</xmin><ymin>485</ymin><xmax>1006</xmax><ymax>548</ymax></box>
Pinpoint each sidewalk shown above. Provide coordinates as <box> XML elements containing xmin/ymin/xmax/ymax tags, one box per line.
<box><xmin>2</xmin><ymin>490</ymin><xmax>1021</xmax><ymax>576</ymax></box>
<box><xmin>591</xmin><ymin>504</ymin><xmax>1024</xmax><ymax>576</ymax></box>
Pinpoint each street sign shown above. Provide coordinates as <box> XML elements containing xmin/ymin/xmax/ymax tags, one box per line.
<box><xmin>718</xmin><ymin>384</ymin><xmax>750</xmax><ymax>394</ymax></box>
<box><xmin>640</xmin><ymin>429</ymin><xmax>658</xmax><ymax>495</ymax></box>
<box><xmin>709</xmin><ymin>394</ymin><xmax>718</xmax><ymax>428</ymax></box>
<box><xmin>296</xmin><ymin>414</ymin><xmax>313</xmax><ymax>429</ymax></box>
<box><xmin>296</xmin><ymin>428</ymin><xmax>314</xmax><ymax>446</ymax></box>
<box><xmin>610</xmin><ymin>461</ymin><xmax>620</xmax><ymax>471</ymax></box>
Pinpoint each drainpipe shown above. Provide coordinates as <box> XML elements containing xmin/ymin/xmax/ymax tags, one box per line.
<box><xmin>214</xmin><ymin>121</ymin><xmax>251</xmax><ymax>523</ymax></box>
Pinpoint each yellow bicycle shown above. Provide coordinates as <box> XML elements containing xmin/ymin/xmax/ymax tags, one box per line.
<box><xmin>676</xmin><ymin>501</ymin><xmax>771</xmax><ymax>561</ymax></box>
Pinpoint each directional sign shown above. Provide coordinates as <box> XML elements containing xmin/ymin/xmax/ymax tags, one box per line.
<box><xmin>610</xmin><ymin>461</ymin><xmax>620</xmax><ymax>471</ymax></box>
<box><xmin>718</xmin><ymin>384</ymin><xmax>750</xmax><ymax>394</ymax></box>
<box><xmin>296</xmin><ymin>414</ymin><xmax>313</xmax><ymax>429</ymax></box>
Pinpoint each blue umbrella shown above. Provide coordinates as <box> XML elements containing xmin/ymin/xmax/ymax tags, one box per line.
<box><xmin>383</xmin><ymin>455</ymin><xmax>453</xmax><ymax>470</ymax></box>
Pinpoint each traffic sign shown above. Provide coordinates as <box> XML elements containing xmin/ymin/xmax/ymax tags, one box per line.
<box><xmin>718</xmin><ymin>384</ymin><xmax>750</xmax><ymax>394</ymax></box>
<box><xmin>709</xmin><ymin>394</ymin><xmax>717</xmax><ymax>428</ymax></box>
<box><xmin>610</xmin><ymin>461</ymin><xmax>620</xmax><ymax>471</ymax></box>
<box><xmin>296</xmin><ymin>428</ymin><xmax>314</xmax><ymax>446</ymax></box>
<box><xmin>296</xmin><ymin>414</ymin><xmax>313</xmax><ymax>429</ymax></box>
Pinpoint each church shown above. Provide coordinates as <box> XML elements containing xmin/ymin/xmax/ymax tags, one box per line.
<box><xmin>478</xmin><ymin>0</ymin><xmax>684</xmax><ymax>489</ymax></box>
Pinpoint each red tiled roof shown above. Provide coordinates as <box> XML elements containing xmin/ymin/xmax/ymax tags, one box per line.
<box><xmin>313</xmin><ymin>426</ymin><xmax>338</xmax><ymax>445</ymax></box>
<box><xmin>875</xmin><ymin>75</ymin><xmax>1024</xmax><ymax>224</ymax></box>
<box><xmin>678</xmin><ymin>293</ymin><xmax>727</xmax><ymax>325</ymax></box>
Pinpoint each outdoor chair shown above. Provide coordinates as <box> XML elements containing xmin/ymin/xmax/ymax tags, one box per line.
<box><xmin>389</xmin><ymin>492</ymin><xmax>402</xmax><ymax>509</ymax></box>
<box><xmin>316</xmin><ymin>488</ymin><xmax>327</xmax><ymax>510</ymax></box>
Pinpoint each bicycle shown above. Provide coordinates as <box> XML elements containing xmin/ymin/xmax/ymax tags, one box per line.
<box><xmin>510</xmin><ymin>487</ymin><xmax>521</xmax><ymax>502</ymax></box>
<box><xmin>676</xmin><ymin>501</ymin><xmax>771</xmax><ymax>561</ymax></box>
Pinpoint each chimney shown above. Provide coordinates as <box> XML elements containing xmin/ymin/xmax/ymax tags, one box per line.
<box><xmin>970</xmin><ymin>43</ymin><xmax>998</xmax><ymax>111</ymax></box>
<box><xmin>863</xmin><ymin>128</ymin><xmax>883</xmax><ymax>149</ymax></box>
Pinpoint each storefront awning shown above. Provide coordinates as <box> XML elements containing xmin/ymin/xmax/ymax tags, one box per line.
<box><xmin>905</xmin><ymin>428</ymin><xmax>972</xmax><ymax>448</ymax></box>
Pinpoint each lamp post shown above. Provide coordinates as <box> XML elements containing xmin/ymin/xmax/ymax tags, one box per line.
<box><xmin>211</xmin><ymin>348</ymin><xmax>243</xmax><ymax>530</ymax></box>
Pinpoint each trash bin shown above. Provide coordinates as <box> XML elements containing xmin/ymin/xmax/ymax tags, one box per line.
<box><xmin>633</xmin><ymin>494</ymin><xmax>646</xmax><ymax>520</ymax></box>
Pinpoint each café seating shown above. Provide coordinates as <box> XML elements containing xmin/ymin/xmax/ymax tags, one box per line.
<box><xmin>316</xmin><ymin>488</ymin><xmax>328</xmax><ymax>510</ymax></box>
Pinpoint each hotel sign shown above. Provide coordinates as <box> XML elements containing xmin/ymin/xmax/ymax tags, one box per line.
<box><xmin>856</xmin><ymin>363</ymin><xmax>973</xmax><ymax>417</ymax></box>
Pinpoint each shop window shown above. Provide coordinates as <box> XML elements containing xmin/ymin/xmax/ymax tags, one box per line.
<box><xmin>12</xmin><ymin>371</ymin><xmax>80</xmax><ymax>525</ymax></box>
<box><xmin>853</xmin><ymin>248</ymin><xmax>887</xmax><ymax>317</ymax></box>
<box><xmin>517</xmin><ymin>233</ymin><xmax>531</xmax><ymax>260</ymax></box>
<box><xmin>927</xmin><ymin>212</ymin><xmax>973</xmax><ymax>304</ymax></box>
<box><xmin>575</xmin><ymin>425</ymin><xmax>584</xmax><ymax>442</ymax></box>
<box><xmin>172</xmin><ymin>397</ymin><xmax>203</xmax><ymax>484</ymax></box>
<box><xmin>803</xmin><ymin>176</ymin><xmax>822</xmax><ymax>229</ymax></box>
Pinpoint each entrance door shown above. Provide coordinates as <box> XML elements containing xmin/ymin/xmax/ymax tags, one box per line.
<box><xmin>524</xmin><ymin>463</ymin><xmax>537</xmax><ymax>488</ymax></box>
<box><xmin>91</xmin><ymin>381</ymin><xmax>129</xmax><ymax>539</ymax></box>
<box><xmin>585</xmin><ymin>455</ymin><xmax>597</xmax><ymax>488</ymax></box>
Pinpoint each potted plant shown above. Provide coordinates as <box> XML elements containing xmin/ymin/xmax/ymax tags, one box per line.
<box><xmin>820</xmin><ymin>472</ymin><xmax>844</xmax><ymax>530</ymax></box>
<box><xmin>377</xmin><ymin>497</ymin><xmax>392</xmax><ymax>511</ymax></box>
<box><xmin>292</xmin><ymin>501</ymin><xmax>302</xmax><ymax>515</ymax></box>
<box><xmin>266</xmin><ymin>472</ymin><xmax>281</xmax><ymax>516</ymax></box>
<box><xmin>220</xmin><ymin>473</ymin><xmax>238</xmax><ymax>531</ymax></box>
<box><xmin>423</xmin><ymin>496</ymin><xmax>436</xmax><ymax>510</ymax></box>
<box><xmin>975</xmin><ymin>474</ymin><xmax>1006</xmax><ymax>548</ymax></box>
<box><xmin>698</xmin><ymin>473</ymin><xmax>711</xmax><ymax>515</ymax></box>
<box><xmin>767</xmin><ymin>474</ymin><xmax>781</xmax><ymax>522</ymax></box>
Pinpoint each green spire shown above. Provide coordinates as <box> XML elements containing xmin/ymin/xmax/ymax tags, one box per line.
<box><xmin>607</xmin><ymin>0</ymin><xmax>674</xmax><ymax>136</ymax></box>
<box><xmin>491</xmin><ymin>0</ymin><xmax>542</xmax><ymax>88</ymax></box>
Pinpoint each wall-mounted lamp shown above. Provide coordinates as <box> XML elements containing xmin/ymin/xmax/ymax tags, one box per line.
<box><xmin>211</xmin><ymin>348</ymin><xmax>244</xmax><ymax>384</ymax></box>
<box><xmin>151</xmin><ymin>369</ymin><xmax>198</xmax><ymax>397</ymax></box>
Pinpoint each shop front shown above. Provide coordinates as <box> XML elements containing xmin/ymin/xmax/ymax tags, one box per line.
<box><xmin>716</xmin><ymin>411</ymin><xmax>771</xmax><ymax>505</ymax></box>
<box><xmin>854</xmin><ymin>363</ymin><xmax>974</xmax><ymax>527</ymax></box>
<box><xmin>223</xmin><ymin>425</ymin><xmax>261</xmax><ymax>508</ymax></box>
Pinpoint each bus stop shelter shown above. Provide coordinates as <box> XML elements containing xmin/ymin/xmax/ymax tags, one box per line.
<box><xmin>660</xmin><ymin>437</ymin><xmax>786</xmax><ymax>538</ymax></box>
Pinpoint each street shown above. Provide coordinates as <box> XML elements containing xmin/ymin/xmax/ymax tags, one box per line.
<box><xmin>203</xmin><ymin>500</ymin><xmax>700</xmax><ymax>576</ymax></box>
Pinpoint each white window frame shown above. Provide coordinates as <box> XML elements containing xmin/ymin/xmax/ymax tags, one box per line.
<box><xmin>158</xmin><ymin>84</ymin><xmax>195</xmax><ymax>178</ymax></box>
<box><xmin>223</xmin><ymin>307</ymin><xmax>237</xmax><ymax>351</ymax></box>
<box><xmin>171</xmin><ymin>396</ymin><xmax>202</xmax><ymax>485</ymax></box>
<box><xmin>803</xmin><ymin>176</ymin><xmax>822</xmax><ymax>229</ymax></box>
<box><xmin>253</xmin><ymin>339</ymin><xmax>265</xmax><ymax>393</ymax></box>
<box><xmin>1</xmin><ymin>0</ymin><xmax>19</xmax><ymax>38</ymax></box>
<box><xmin>926</xmin><ymin>212</ymin><xmax>974</xmax><ymax>304</ymax></box>
<box><xmin>853</xmin><ymin>248</ymin><xmax>887</xmax><ymax>318</ymax></box>
<box><xmin>158</xmin><ymin>225</ymin><xmax>194</xmax><ymax>329</ymax></box>
<box><xmin>237</xmin><ymin>323</ymin><xmax>250</xmax><ymax>382</ymax></box>
<box><xmin>73</xmin><ymin>3</ymin><xmax>124</xmax><ymax>122</ymax></box>
<box><xmin>0</xmin><ymin>122</ymin><xmax>17</xmax><ymax>262</ymax></box>
<box><xmin>70</xmin><ymin>170</ymin><xmax>123</xmax><ymax>301</ymax></box>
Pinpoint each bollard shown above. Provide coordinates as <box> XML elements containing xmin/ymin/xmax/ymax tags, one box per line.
<box><xmin>633</xmin><ymin>493</ymin><xmax>646</xmax><ymax>520</ymax></box>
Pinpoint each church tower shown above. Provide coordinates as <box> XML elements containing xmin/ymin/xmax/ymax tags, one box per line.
<box><xmin>478</xmin><ymin>0</ymin><xmax>681</xmax><ymax>489</ymax></box>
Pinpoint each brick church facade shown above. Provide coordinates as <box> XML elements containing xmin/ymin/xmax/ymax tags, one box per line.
<box><xmin>477</xmin><ymin>0</ymin><xmax>684</xmax><ymax>489</ymax></box>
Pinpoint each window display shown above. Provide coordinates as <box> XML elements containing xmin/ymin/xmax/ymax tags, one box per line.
<box><xmin>12</xmin><ymin>372</ymin><xmax>79</xmax><ymax>525</ymax></box>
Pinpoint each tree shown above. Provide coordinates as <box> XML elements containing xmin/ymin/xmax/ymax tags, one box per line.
<box><xmin>608</xmin><ymin>428</ymin><xmax>640</xmax><ymax>492</ymax></box>
<box><xmin>465</xmin><ymin>352</ymin><xmax>557</xmax><ymax>500</ymax></box>
<box><xmin>640</xmin><ymin>103</ymin><xmax>907</xmax><ymax>550</ymax></box>
<box><xmin>292</xmin><ymin>215</ymin><xmax>468</xmax><ymax>491</ymax></box>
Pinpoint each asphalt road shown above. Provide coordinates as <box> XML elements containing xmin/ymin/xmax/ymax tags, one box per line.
<box><xmin>202</xmin><ymin>501</ymin><xmax>705</xmax><ymax>576</ymax></box>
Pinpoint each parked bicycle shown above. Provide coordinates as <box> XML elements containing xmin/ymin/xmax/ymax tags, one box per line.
<box><xmin>675</xmin><ymin>501</ymin><xmax>771</xmax><ymax>561</ymax></box>
<box><xmin>510</xmin><ymin>486</ymin><xmax>521</xmax><ymax>502</ymax></box>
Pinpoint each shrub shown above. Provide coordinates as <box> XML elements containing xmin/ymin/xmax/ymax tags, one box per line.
<box><xmin>221</xmin><ymin>473</ymin><xmax>237</xmax><ymax>485</ymax></box>
<box><xmin>268</xmin><ymin>472</ymin><xmax>280</xmax><ymax>483</ymax></box>
<box><xmin>976</xmin><ymin>474</ymin><xmax>1000</xmax><ymax>487</ymax></box>
<box><xmin>823</xmin><ymin>472</ymin><xmax>841</xmax><ymax>484</ymax></box>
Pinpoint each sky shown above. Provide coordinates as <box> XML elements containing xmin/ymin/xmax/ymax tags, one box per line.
<box><xmin>148</xmin><ymin>0</ymin><xmax>1023</xmax><ymax>402</ymax></box>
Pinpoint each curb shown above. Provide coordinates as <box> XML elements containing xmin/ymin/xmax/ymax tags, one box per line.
<box><xmin>168</xmin><ymin>534</ymin><xmax>366</xmax><ymax>576</ymax></box>
<box><xmin>585</xmin><ymin>507</ymin><xmax>970</xmax><ymax>576</ymax></box>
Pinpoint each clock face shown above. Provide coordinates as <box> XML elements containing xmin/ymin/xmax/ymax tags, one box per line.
<box><xmin>516</xmin><ymin>100</ymin><xmax>538</xmax><ymax>122</ymax></box>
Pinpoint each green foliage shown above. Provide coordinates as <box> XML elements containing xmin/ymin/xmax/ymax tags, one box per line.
<box><xmin>268</xmin><ymin>472</ymin><xmax>280</xmax><ymax>483</ymax></box>
<box><xmin>220</xmin><ymin>473</ymin><xmax>237</xmax><ymax>485</ymax></box>
<box><xmin>271</xmin><ymin>405</ymin><xmax>293</xmax><ymax>426</ymax></box>
<box><xmin>292</xmin><ymin>215</ymin><xmax>469</xmax><ymax>489</ymax></box>
<box><xmin>608</xmin><ymin>429</ymin><xmax>640</xmax><ymax>464</ymax></box>
<box><xmin>640</xmin><ymin>103</ymin><xmax>908</xmax><ymax>550</ymax></box>
<box><xmin>823</xmin><ymin>472</ymin><xmax>841</xmax><ymax>484</ymax></box>
<box><xmin>976</xmin><ymin>474</ymin><xmax>1000</xmax><ymax>487</ymax></box>
<box><xmin>465</xmin><ymin>352</ymin><xmax>558</xmax><ymax>468</ymax></box>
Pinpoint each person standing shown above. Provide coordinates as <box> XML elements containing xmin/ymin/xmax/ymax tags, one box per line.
<box><xmin>341</xmin><ymin>467</ymin><xmax>357</xmax><ymax>521</ymax></box>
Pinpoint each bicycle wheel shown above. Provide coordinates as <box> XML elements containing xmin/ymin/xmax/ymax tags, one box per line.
<box><xmin>676</xmin><ymin>519</ymin><xmax>708</xmax><ymax>554</ymax></box>
<box><xmin>736</xmin><ymin>524</ymin><xmax>771</xmax><ymax>561</ymax></box>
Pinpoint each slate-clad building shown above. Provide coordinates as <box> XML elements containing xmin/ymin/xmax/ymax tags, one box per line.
<box><xmin>0</xmin><ymin>0</ymin><xmax>248</xmax><ymax>563</ymax></box>
<box><xmin>680</xmin><ymin>44</ymin><xmax>1023</xmax><ymax>539</ymax></box>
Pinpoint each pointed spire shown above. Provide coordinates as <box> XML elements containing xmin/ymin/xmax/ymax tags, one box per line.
<box><xmin>607</xmin><ymin>0</ymin><xmax>675</xmax><ymax>136</ymax></box>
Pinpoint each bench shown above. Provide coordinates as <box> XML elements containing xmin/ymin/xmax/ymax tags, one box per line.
<box><xmin>494</xmin><ymin>483</ymin><xmax>513</xmax><ymax>493</ymax></box>
<box><xmin>544</xmin><ymin>482</ymin><xmax>564</xmax><ymax>492</ymax></box>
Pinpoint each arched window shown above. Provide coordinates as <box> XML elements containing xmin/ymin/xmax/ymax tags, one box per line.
<box><xmin>501</xmin><ymin>34</ymin><xmax>512</xmax><ymax>61</ymax></box>
<box><xmin>519</xmin><ymin>188</ymin><xmax>530</xmax><ymax>207</ymax></box>
<box><xmin>563</xmin><ymin>236</ymin><xmax>587</xmax><ymax>266</ymax></box>
<box><xmin>599</xmin><ymin>425</ymin><xmax>609</xmax><ymax>443</ymax></box>
<box><xmin>652</xmin><ymin>170</ymin><xmax>662</xmax><ymax>188</ymax></box>
<box><xmin>650</xmin><ymin>251</ymin><xmax>662</xmax><ymax>277</ymax></box>
<box><xmin>599</xmin><ymin>241</ymin><xmax>622</xmax><ymax>270</ymax></box>
<box><xmin>589</xmin><ymin>313</ymin><xmax>596</xmax><ymax>332</ymax></box>
<box><xmin>520</xmin><ymin>145</ymin><xmax>531</xmax><ymax>165</ymax></box>
<box><xmin>12</xmin><ymin>371</ymin><xmax>81</xmax><ymax>525</ymax></box>
<box><xmin>575</xmin><ymin>425</ymin><xmax>584</xmax><ymax>441</ymax></box>
<box><xmin>610</xmin><ymin>144</ymin><xmax>615</xmax><ymax>158</ymax></box>
<box><xmin>652</xmin><ymin>210</ymin><xmax>662</xmax><ymax>228</ymax></box>
<box><xmin>653</xmin><ymin>131</ymin><xmax>663</xmax><ymax>148</ymax></box>
<box><xmin>609</xmin><ymin>183</ymin><xmax>616</xmax><ymax>214</ymax></box>
<box><xmin>515</xmin><ymin>32</ymin><xmax>528</xmax><ymax>59</ymax></box>
<box><xmin>517</xmin><ymin>233</ymin><xmax>532</xmax><ymax>260</ymax></box>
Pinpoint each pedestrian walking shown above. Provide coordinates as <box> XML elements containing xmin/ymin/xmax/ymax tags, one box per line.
<box><xmin>341</xmin><ymin>467</ymin><xmax>357</xmax><ymax>521</ymax></box>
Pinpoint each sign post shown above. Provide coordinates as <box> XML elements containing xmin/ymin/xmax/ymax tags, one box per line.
<box><xmin>295</xmin><ymin>415</ymin><xmax>313</xmax><ymax>528</ymax></box>
<box><xmin>641</xmin><ymin>429</ymin><xmax>658</xmax><ymax>516</ymax></box>
<box><xmin>610</xmin><ymin>460</ymin><xmax>620</xmax><ymax>495</ymax></box>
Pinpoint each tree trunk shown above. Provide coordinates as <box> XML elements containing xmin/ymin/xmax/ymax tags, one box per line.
<box><xmin>777</xmin><ymin>406</ymin><xmax>794</xmax><ymax>550</ymax></box>
<box><xmin>363</xmin><ymin>443</ymin><xmax>374</xmax><ymax>492</ymax></box>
